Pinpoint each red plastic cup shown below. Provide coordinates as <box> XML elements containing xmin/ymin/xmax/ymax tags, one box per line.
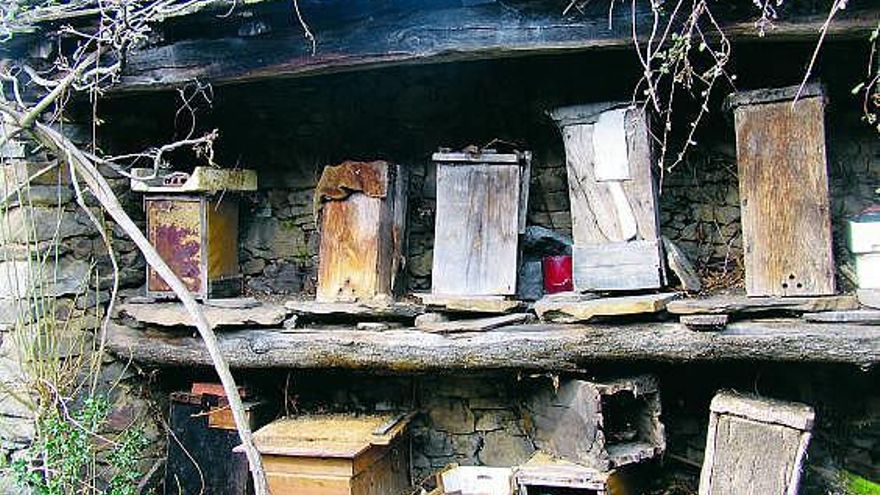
<box><xmin>542</xmin><ymin>255</ymin><xmax>573</xmax><ymax>294</ymax></box>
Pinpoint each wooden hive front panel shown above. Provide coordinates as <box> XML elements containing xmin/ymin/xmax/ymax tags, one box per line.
<box><xmin>733</xmin><ymin>95</ymin><xmax>835</xmax><ymax>296</ymax></box>
<box><xmin>553</xmin><ymin>105</ymin><xmax>664</xmax><ymax>292</ymax></box>
<box><xmin>432</xmin><ymin>163</ymin><xmax>521</xmax><ymax>296</ymax></box>
<box><xmin>317</xmin><ymin>193</ymin><xmax>392</xmax><ymax>302</ymax></box>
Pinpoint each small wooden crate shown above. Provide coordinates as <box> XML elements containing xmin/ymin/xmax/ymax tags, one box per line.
<box><xmin>315</xmin><ymin>161</ymin><xmax>408</xmax><ymax>303</ymax></box>
<box><xmin>431</xmin><ymin>150</ymin><xmax>531</xmax><ymax>297</ymax></box>
<box><xmin>699</xmin><ymin>391</ymin><xmax>815</xmax><ymax>495</ymax></box>
<box><xmin>726</xmin><ymin>84</ymin><xmax>835</xmax><ymax>297</ymax></box>
<box><xmin>132</xmin><ymin>167</ymin><xmax>258</xmax><ymax>300</ymax></box>
<box><xmin>250</xmin><ymin>414</ymin><xmax>412</xmax><ymax>495</ymax></box>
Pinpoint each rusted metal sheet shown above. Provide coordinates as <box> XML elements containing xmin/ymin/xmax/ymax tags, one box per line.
<box><xmin>146</xmin><ymin>196</ymin><xmax>242</xmax><ymax>299</ymax></box>
<box><xmin>729</xmin><ymin>85</ymin><xmax>835</xmax><ymax>297</ymax></box>
<box><xmin>147</xmin><ymin>197</ymin><xmax>204</xmax><ymax>295</ymax></box>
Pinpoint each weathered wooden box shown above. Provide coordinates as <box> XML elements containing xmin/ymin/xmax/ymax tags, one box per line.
<box><xmin>726</xmin><ymin>84</ymin><xmax>835</xmax><ymax>297</ymax></box>
<box><xmin>524</xmin><ymin>375</ymin><xmax>665</xmax><ymax>471</ymax></box>
<box><xmin>315</xmin><ymin>161</ymin><xmax>408</xmax><ymax>303</ymax></box>
<box><xmin>550</xmin><ymin>103</ymin><xmax>665</xmax><ymax>292</ymax></box>
<box><xmin>165</xmin><ymin>391</ymin><xmax>269</xmax><ymax>495</ymax></box>
<box><xmin>249</xmin><ymin>414</ymin><xmax>412</xmax><ymax>495</ymax></box>
<box><xmin>431</xmin><ymin>150</ymin><xmax>531</xmax><ymax>296</ymax></box>
<box><xmin>699</xmin><ymin>391</ymin><xmax>815</xmax><ymax>495</ymax></box>
<box><xmin>132</xmin><ymin>167</ymin><xmax>258</xmax><ymax>300</ymax></box>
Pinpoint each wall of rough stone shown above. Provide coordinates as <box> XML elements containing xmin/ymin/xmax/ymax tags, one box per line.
<box><xmin>0</xmin><ymin>137</ymin><xmax>164</xmax><ymax>493</ymax></box>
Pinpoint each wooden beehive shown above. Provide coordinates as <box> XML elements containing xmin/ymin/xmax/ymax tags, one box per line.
<box><xmin>165</xmin><ymin>391</ymin><xmax>269</xmax><ymax>495</ymax></box>
<box><xmin>550</xmin><ymin>103</ymin><xmax>664</xmax><ymax>292</ymax></box>
<box><xmin>132</xmin><ymin>167</ymin><xmax>258</xmax><ymax>300</ymax></box>
<box><xmin>699</xmin><ymin>391</ymin><xmax>815</xmax><ymax>495</ymax></box>
<box><xmin>515</xmin><ymin>452</ymin><xmax>629</xmax><ymax>495</ymax></box>
<box><xmin>524</xmin><ymin>375</ymin><xmax>665</xmax><ymax>472</ymax></box>
<box><xmin>431</xmin><ymin>150</ymin><xmax>531</xmax><ymax>297</ymax></box>
<box><xmin>726</xmin><ymin>84</ymin><xmax>835</xmax><ymax>297</ymax></box>
<box><xmin>249</xmin><ymin>414</ymin><xmax>412</xmax><ymax>495</ymax></box>
<box><xmin>315</xmin><ymin>161</ymin><xmax>408</xmax><ymax>303</ymax></box>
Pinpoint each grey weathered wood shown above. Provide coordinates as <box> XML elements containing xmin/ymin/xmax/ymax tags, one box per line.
<box><xmin>534</xmin><ymin>292</ymin><xmax>677</xmax><ymax>323</ymax></box>
<box><xmin>731</xmin><ymin>88</ymin><xmax>835</xmax><ymax>296</ymax></box>
<box><xmin>416</xmin><ymin>313</ymin><xmax>529</xmax><ymax>334</ymax></box>
<box><xmin>551</xmin><ymin>105</ymin><xmax>664</xmax><ymax>292</ymax></box>
<box><xmin>663</xmin><ymin>237</ymin><xmax>702</xmax><ymax>292</ymax></box>
<box><xmin>525</xmin><ymin>375</ymin><xmax>664</xmax><ymax>471</ymax></box>
<box><xmin>667</xmin><ymin>295</ymin><xmax>858</xmax><ymax>315</ymax></box>
<box><xmin>572</xmin><ymin>241</ymin><xmax>663</xmax><ymax>291</ymax></box>
<box><xmin>724</xmin><ymin>83</ymin><xmax>824</xmax><ymax>110</ymax></box>
<box><xmin>803</xmin><ymin>309</ymin><xmax>880</xmax><ymax>324</ymax></box>
<box><xmin>699</xmin><ymin>391</ymin><xmax>814</xmax><ymax>495</ymax></box>
<box><xmin>681</xmin><ymin>314</ymin><xmax>729</xmax><ymax>331</ymax></box>
<box><xmin>105</xmin><ymin>319</ymin><xmax>880</xmax><ymax>370</ymax></box>
<box><xmin>432</xmin><ymin>162</ymin><xmax>521</xmax><ymax>296</ymax></box>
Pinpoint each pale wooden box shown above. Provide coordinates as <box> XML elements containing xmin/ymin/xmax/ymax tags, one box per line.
<box><xmin>699</xmin><ymin>391</ymin><xmax>815</xmax><ymax>495</ymax></box>
<box><xmin>247</xmin><ymin>414</ymin><xmax>412</xmax><ymax>495</ymax></box>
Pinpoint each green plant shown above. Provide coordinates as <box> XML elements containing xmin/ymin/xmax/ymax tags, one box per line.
<box><xmin>844</xmin><ymin>471</ymin><xmax>880</xmax><ymax>495</ymax></box>
<box><xmin>10</xmin><ymin>395</ymin><xmax>147</xmax><ymax>495</ymax></box>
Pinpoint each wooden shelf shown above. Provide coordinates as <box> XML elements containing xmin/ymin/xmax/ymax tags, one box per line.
<box><xmin>106</xmin><ymin>319</ymin><xmax>880</xmax><ymax>371</ymax></box>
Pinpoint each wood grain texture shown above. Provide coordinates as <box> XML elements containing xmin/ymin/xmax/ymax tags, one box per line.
<box><xmin>432</xmin><ymin>163</ymin><xmax>520</xmax><ymax>296</ymax></box>
<box><xmin>112</xmin><ymin>2</ymin><xmax>880</xmax><ymax>93</ymax></box>
<box><xmin>733</xmin><ymin>94</ymin><xmax>835</xmax><ymax>296</ymax></box>
<box><xmin>555</xmin><ymin>106</ymin><xmax>663</xmax><ymax>291</ymax></box>
<box><xmin>206</xmin><ymin>197</ymin><xmax>239</xmax><ymax>280</ymax></box>
<box><xmin>317</xmin><ymin>193</ymin><xmax>391</xmax><ymax>302</ymax></box>
<box><xmin>105</xmin><ymin>319</ymin><xmax>880</xmax><ymax>370</ymax></box>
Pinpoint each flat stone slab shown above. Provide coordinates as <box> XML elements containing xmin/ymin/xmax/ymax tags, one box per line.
<box><xmin>416</xmin><ymin>294</ymin><xmax>525</xmax><ymax>314</ymax></box>
<box><xmin>416</xmin><ymin>313</ymin><xmax>530</xmax><ymax>334</ymax></box>
<box><xmin>119</xmin><ymin>302</ymin><xmax>289</xmax><ymax>329</ymax></box>
<box><xmin>535</xmin><ymin>293</ymin><xmax>678</xmax><ymax>323</ymax></box>
<box><xmin>803</xmin><ymin>309</ymin><xmax>880</xmax><ymax>325</ymax></box>
<box><xmin>666</xmin><ymin>295</ymin><xmax>858</xmax><ymax>315</ymax></box>
<box><xmin>284</xmin><ymin>300</ymin><xmax>424</xmax><ymax>319</ymax></box>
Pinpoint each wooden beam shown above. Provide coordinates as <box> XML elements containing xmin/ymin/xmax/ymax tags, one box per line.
<box><xmin>106</xmin><ymin>319</ymin><xmax>880</xmax><ymax>370</ymax></box>
<box><xmin>114</xmin><ymin>3</ymin><xmax>880</xmax><ymax>92</ymax></box>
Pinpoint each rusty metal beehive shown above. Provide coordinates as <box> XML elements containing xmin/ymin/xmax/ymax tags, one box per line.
<box><xmin>132</xmin><ymin>167</ymin><xmax>258</xmax><ymax>300</ymax></box>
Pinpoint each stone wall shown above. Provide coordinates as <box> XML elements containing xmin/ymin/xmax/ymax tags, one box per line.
<box><xmin>0</xmin><ymin>139</ymin><xmax>163</xmax><ymax>493</ymax></box>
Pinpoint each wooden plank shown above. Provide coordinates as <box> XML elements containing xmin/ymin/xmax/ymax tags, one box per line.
<box><xmin>431</xmin><ymin>162</ymin><xmax>520</xmax><ymax>296</ymax></box>
<box><xmin>416</xmin><ymin>313</ymin><xmax>529</xmax><ymax>334</ymax></box>
<box><xmin>105</xmin><ymin>319</ymin><xmax>880</xmax><ymax>370</ymax></box>
<box><xmin>317</xmin><ymin>193</ymin><xmax>389</xmax><ymax>302</ymax></box>
<box><xmin>111</xmin><ymin>2</ymin><xmax>880</xmax><ymax>93</ymax></box>
<box><xmin>572</xmin><ymin>241</ymin><xmax>663</xmax><ymax>291</ymax></box>
<box><xmin>732</xmin><ymin>91</ymin><xmax>835</xmax><ymax>296</ymax></box>
<box><xmin>858</xmin><ymin>289</ymin><xmax>880</xmax><ymax>309</ymax></box>
<box><xmin>534</xmin><ymin>293</ymin><xmax>678</xmax><ymax>323</ymax></box>
<box><xmin>666</xmin><ymin>295</ymin><xmax>858</xmax><ymax>315</ymax></box>
<box><xmin>709</xmin><ymin>391</ymin><xmax>815</xmax><ymax>431</ymax></box>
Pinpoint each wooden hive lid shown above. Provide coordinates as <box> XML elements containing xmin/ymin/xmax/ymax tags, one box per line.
<box><xmin>250</xmin><ymin>413</ymin><xmax>412</xmax><ymax>458</ymax></box>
